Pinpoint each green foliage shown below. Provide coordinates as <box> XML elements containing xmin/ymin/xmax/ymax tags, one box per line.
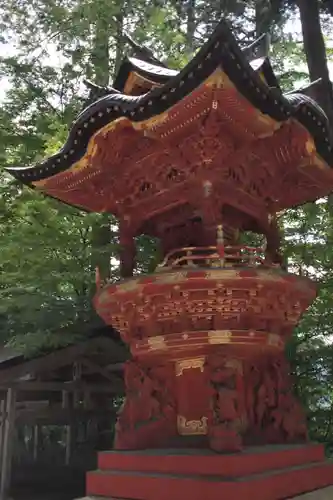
<box><xmin>1</xmin><ymin>0</ymin><xmax>333</xmax><ymax>446</ymax></box>
<box><xmin>0</xmin><ymin>178</ymin><xmax>115</xmax><ymax>353</ymax></box>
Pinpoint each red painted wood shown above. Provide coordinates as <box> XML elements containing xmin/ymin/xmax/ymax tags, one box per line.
<box><xmin>86</xmin><ymin>456</ymin><xmax>333</xmax><ymax>500</ymax></box>
<box><xmin>176</xmin><ymin>363</ymin><xmax>211</xmax><ymax>433</ymax></box>
<box><xmin>97</xmin><ymin>444</ymin><xmax>325</xmax><ymax>478</ymax></box>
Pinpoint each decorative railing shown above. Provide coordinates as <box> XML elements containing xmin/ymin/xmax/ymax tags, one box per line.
<box><xmin>157</xmin><ymin>245</ymin><xmax>272</xmax><ymax>270</ymax></box>
<box><xmin>95</xmin><ymin>245</ymin><xmax>279</xmax><ymax>288</ymax></box>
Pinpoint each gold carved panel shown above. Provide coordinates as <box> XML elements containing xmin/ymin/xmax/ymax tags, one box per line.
<box><xmin>208</xmin><ymin>330</ymin><xmax>232</xmax><ymax>344</ymax></box>
<box><xmin>147</xmin><ymin>336</ymin><xmax>168</xmax><ymax>351</ymax></box>
<box><xmin>177</xmin><ymin>415</ymin><xmax>208</xmax><ymax>436</ymax></box>
<box><xmin>175</xmin><ymin>357</ymin><xmax>205</xmax><ymax>377</ymax></box>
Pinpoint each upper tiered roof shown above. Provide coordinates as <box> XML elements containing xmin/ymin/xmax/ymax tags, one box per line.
<box><xmin>5</xmin><ymin>19</ymin><xmax>333</xmax><ymax>223</ymax></box>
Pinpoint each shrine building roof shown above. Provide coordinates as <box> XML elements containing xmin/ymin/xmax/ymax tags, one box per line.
<box><xmin>5</xmin><ymin>19</ymin><xmax>333</xmax><ymax>216</ymax></box>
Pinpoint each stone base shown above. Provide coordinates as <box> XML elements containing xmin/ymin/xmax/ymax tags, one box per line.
<box><xmin>293</xmin><ymin>486</ymin><xmax>333</xmax><ymax>498</ymax></box>
<box><xmin>83</xmin><ymin>444</ymin><xmax>333</xmax><ymax>500</ymax></box>
<box><xmin>76</xmin><ymin>488</ymin><xmax>333</xmax><ymax>500</ymax></box>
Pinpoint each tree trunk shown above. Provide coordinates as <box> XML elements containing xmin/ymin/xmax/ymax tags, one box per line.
<box><xmin>255</xmin><ymin>0</ymin><xmax>271</xmax><ymax>37</ymax></box>
<box><xmin>186</xmin><ymin>0</ymin><xmax>196</xmax><ymax>55</ymax></box>
<box><xmin>298</xmin><ymin>0</ymin><xmax>333</xmax><ymax>215</ymax></box>
<box><xmin>90</xmin><ymin>0</ymin><xmax>113</xmax><ymax>281</ymax></box>
<box><xmin>114</xmin><ymin>10</ymin><xmax>124</xmax><ymax>75</ymax></box>
<box><xmin>297</xmin><ymin>0</ymin><xmax>333</xmax><ymax>124</ymax></box>
<box><xmin>255</xmin><ymin>0</ymin><xmax>287</xmax><ymax>38</ymax></box>
<box><xmin>91</xmin><ymin>1</ymin><xmax>110</xmax><ymax>86</ymax></box>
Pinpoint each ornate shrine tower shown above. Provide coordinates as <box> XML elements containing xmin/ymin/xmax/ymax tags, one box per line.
<box><xmin>7</xmin><ymin>19</ymin><xmax>333</xmax><ymax>500</ymax></box>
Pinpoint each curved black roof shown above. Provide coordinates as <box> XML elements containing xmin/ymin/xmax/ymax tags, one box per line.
<box><xmin>5</xmin><ymin>19</ymin><xmax>333</xmax><ymax>185</ymax></box>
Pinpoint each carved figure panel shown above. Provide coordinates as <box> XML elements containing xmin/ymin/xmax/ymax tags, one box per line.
<box><xmin>207</xmin><ymin>354</ymin><xmax>246</xmax><ymax>452</ymax></box>
<box><xmin>243</xmin><ymin>355</ymin><xmax>308</xmax><ymax>445</ymax></box>
<box><xmin>115</xmin><ymin>360</ymin><xmax>176</xmax><ymax>449</ymax></box>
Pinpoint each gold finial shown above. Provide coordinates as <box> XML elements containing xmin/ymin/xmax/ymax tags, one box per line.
<box><xmin>217</xmin><ymin>224</ymin><xmax>224</xmax><ymax>245</ymax></box>
<box><xmin>216</xmin><ymin>224</ymin><xmax>225</xmax><ymax>266</ymax></box>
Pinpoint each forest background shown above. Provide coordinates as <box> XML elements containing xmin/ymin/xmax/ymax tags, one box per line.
<box><xmin>1</xmin><ymin>0</ymin><xmax>333</xmax><ymax>445</ymax></box>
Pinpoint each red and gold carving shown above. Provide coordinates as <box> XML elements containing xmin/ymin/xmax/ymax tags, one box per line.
<box><xmin>175</xmin><ymin>357</ymin><xmax>211</xmax><ymax>437</ymax></box>
<box><xmin>99</xmin><ymin>262</ymin><xmax>314</xmax><ymax>452</ymax></box>
<box><xmin>33</xmin><ymin>70</ymin><xmax>333</xmax><ymax>243</ymax></box>
<box><xmin>207</xmin><ymin>354</ymin><xmax>245</xmax><ymax>452</ymax></box>
<box><xmin>78</xmin><ymin>54</ymin><xmax>320</xmax><ymax>457</ymax></box>
<box><xmin>95</xmin><ymin>268</ymin><xmax>315</xmax><ymax>358</ymax></box>
<box><xmin>115</xmin><ymin>360</ymin><xmax>176</xmax><ymax>450</ymax></box>
<box><xmin>111</xmin><ymin>288</ymin><xmax>312</xmax><ymax>451</ymax></box>
<box><xmin>243</xmin><ymin>355</ymin><xmax>308</xmax><ymax>445</ymax></box>
<box><xmin>177</xmin><ymin>416</ymin><xmax>208</xmax><ymax>436</ymax></box>
<box><xmin>175</xmin><ymin>357</ymin><xmax>205</xmax><ymax>377</ymax></box>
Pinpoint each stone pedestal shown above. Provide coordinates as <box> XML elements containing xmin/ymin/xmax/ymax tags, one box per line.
<box><xmin>84</xmin><ymin>444</ymin><xmax>333</xmax><ymax>500</ymax></box>
<box><xmin>294</xmin><ymin>486</ymin><xmax>333</xmax><ymax>499</ymax></box>
<box><xmin>80</xmin><ymin>488</ymin><xmax>333</xmax><ymax>500</ymax></box>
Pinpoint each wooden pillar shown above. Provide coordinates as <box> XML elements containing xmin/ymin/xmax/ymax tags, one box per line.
<box><xmin>0</xmin><ymin>399</ymin><xmax>6</xmax><ymax>470</ymax></box>
<box><xmin>0</xmin><ymin>389</ymin><xmax>16</xmax><ymax>500</ymax></box>
<box><xmin>65</xmin><ymin>425</ymin><xmax>72</xmax><ymax>466</ymax></box>
<box><xmin>33</xmin><ymin>425</ymin><xmax>40</xmax><ymax>462</ymax></box>
<box><xmin>119</xmin><ymin>223</ymin><xmax>136</xmax><ymax>278</ymax></box>
<box><xmin>73</xmin><ymin>362</ymin><xmax>82</xmax><ymax>408</ymax></box>
<box><xmin>83</xmin><ymin>390</ymin><xmax>92</xmax><ymax>410</ymax></box>
<box><xmin>62</xmin><ymin>390</ymin><xmax>72</xmax><ymax>466</ymax></box>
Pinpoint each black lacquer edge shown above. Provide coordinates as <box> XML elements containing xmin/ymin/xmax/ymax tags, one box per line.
<box><xmin>261</xmin><ymin>58</ymin><xmax>281</xmax><ymax>91</ymax></box>
<box><xmin>114</xmin><ymin>58</ymin><xmax>142</xmax><ymax>91</ymax></box>
<box><xmin>6</xmin><ymin>19</ymin><xmax>333</xmax><ymax>185</ymax></box>
<box><xmin>114</xmin><ymin>57</ymin><xmax>176</xmax><ymax>92</ymax></box>
<box><xmin>285</xmin><ymin>94</ymin><xmax>332</xmax><ymax>160</ymax></box>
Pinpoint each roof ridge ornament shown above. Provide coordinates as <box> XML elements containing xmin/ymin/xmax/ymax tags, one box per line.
<box><xmin>242</xmin><ymin>32</ymin><xmax>271</xmax><ymax>60</ymax></box>
<box><xmin>285</xmin><ymin>78</ymin><xmax>323</xmax><ymax>98</ymax></box>
<box><xmin>83</xmin><ymin>80</ymin><xmax>120</xmax><ymax>105</ymax></box>
<box><xmin>123</xmin><ymin>33</ymin><xmax>167</xmax><ymax>68</ymax></box>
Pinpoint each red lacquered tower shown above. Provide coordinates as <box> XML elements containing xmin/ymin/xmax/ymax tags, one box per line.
<box><xmin>7</xmin><ymin>20</ymin><xmax>333</xmax><ymax>500</ymax></box>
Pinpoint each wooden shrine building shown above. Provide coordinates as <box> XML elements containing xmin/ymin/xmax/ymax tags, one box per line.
<box><xmin>0</xmin><ymin>327</ymin><xmax>127</xmax><ymax>499</ymax></box>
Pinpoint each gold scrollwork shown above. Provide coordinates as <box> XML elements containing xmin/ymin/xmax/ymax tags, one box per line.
<box><xmin>117</xmin><ymin>280</ymin><xmax>140</xmax><ymax>292</ymax></box>
<box><xmin>154</xmin><ymin>272</ymin><xmax>188</xmax><ymax>284</ymax></box>
<box><xmin>205</xmin><ymin>270</ymin><xmax>239</xmax><ymax>280</ymax></box>
<box><xmin>208</xmin><ymin>330</ymin><xmax>232</xmax><ymax>344</ymax></box>
<box><xmin>177</xmin><ymin>415</ymin><xmax>208</xmax><ymax>435</ymax></box>
<box><xmin>175</xmin><ymin>357</ymin><xmax>205</xmax><ymax>377</ymax></box>
<box><xmin>267</xmin><ymin>333</ymin><xmax>282</xmax><ymax>347</ymax></box>
<box><xmin>147</xmin><ymin>336</ymin><xmax>167</xmax><ymax>350</ymax></box>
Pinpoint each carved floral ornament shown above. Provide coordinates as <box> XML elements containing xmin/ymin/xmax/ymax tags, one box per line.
<box><xmin>125</xmin><ymin>330</ymin><xmax>286</xmax><ymax>358</ymax></box>
<box><xmin>175</xmin><ymin>357</ymin><xmax>205</xmax><ymax>377</ymax></box>
<box><xmin>177</xmin><ymin>415</ymin><xmax>208</xmax><ymax>436</ymax></box>
<box><xmin>147</xmin><ymin>336</ymin><xmax>167</xmax><ymax>350</ymax></box>
<box><xmin>95</xmin><ymin>270</ymin><xmax>315</xmax><ymax>331</ymax></box>
<box><xmin>94</xmin><ymin>268</ymin><xmax>315</xmax><ymax>295</ymax></box>
<box><xmin>208</xmin><ymin>330</ymin><xmax>232</xmax><ymax>344</ymax></box>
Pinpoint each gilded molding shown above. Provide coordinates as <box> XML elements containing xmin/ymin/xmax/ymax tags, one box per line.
<box><xmin>147</xmin><ymin>336</ymin><xmax>168</xmax><ymax>351</ymax></box>
<box><xmin>208</xmin><ymin>330</ymin><xmax>232</xmax><ymax>344</ymax></box>
<box><xmin>177</xmin><ymin>415</ymin><xmax>208</xmax><ymax>435</ymax></box>
<box><xmin>175</xmin><ymin>357</ymin><xmax>206</xmax><ymax>377</ymax></box>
